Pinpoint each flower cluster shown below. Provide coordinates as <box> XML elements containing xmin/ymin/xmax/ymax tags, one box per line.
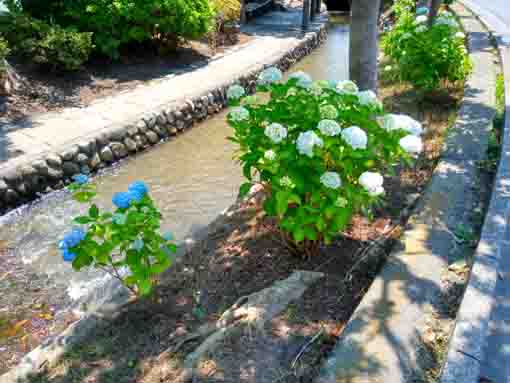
<box><xmin>258</xmin><ymin>67</ymin><xmax>283</xmax><ymax>85</ymax></box>
<box><xmin>227</xmin><ymin>84</ymin><xmax>245</xmax><ymax>100</ymax></box>
<box><xmin>229</xmin><ymin>106</ymin><xmax>250</xmax><ymax>122</ymax></box>
<box><xmin>227</xmin><ymin>70</ymin><xmax>424</xmax><ymax>248</ymax></box>
<box><xmin>60</xmin><ymin>177</ymin><xmax>175</xmax><ymax>296</ymax></box>
<box><xmin>383</xmin><ymin>1</ymin><xmax>471</xmax><ymax>91</ymax></box>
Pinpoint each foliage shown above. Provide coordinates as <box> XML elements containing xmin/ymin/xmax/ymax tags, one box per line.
<box><xmin>46</xmin><ymin>0</ymin><xmax>214</xmax><ymax>60</ymax></box>
<box><xmin>0</xmin><ymin>12</ymin><xmax>93</xmax><ymax>71</ymax></box>
<box><xmin>0</xmin><ymin>38</ymin><xmax>9</xmax><ymax>67</ymax></box>
<box><xmin>58</xmin><ymin>176</ymin><xmax>176</xmax><ymax>297</ymax></box>
<box><xmin>226</xmin><ymin>69</ymin><xmax>424</xmax><ymax>256</ymax></box>
<box><xmin>382</xmin><ymin>5</ymin><xmax>472</xmax><ymax>92</ymax></box>
<box><xmin>211</xmin><ymin>0</ymin><xmax>240</xmax><ymax>21</ymax></box>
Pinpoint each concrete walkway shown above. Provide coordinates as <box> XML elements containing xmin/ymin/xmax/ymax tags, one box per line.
<box><xmin>317</xmin><ymin>5</ymin><xmax>497</xmax><ymax>382</ymax></box>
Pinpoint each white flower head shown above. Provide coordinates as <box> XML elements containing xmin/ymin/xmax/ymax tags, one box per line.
<box><xmin>227</xmin><ymin>84</ymin><xmax>245</xmax><ymax>100</ymax></box>
<box><xmin>335</xmin><ymin>196</ymin><xmax>348</xmax><ymax>208</ymax></box>
<box><xmin>264</xmin><ymin>149</ymin><xmax>276</xmax><ymax>161</ymax></box>
<box><xmin>401</xmin><ymin>32</ymin><xmax>413</xmax><ymax>40</ymax></box>
<box><xmin>455</xmin><ymin>31</ymin><xmax>466</xmax><ymax>39</ymax></box>
<box><xmin>337</xmin><ymin>80</ymin><xmax>359</xmax><ymax>95</ymax></box>
<box><xmin>384</xmin><ymin>65</ymin><xmax>393</xmax><ymax>72</ymax></box>
<box><xmin>400</xmin><ymin>135</ymin><xmax>423</xmax><ymax>154</ymax></box>
<box><xmin>342</xmin><ymin>126</ymin><xmax>368</xmax><ymax>150</ymax></box>
<box><xmin>378</xmin><ymin>114</ymin><xmax>423</xmax><ymax>136</ymax></box>
<box><xmin>436</xmin><ymin>16</ymin><xmax>458</xmax><ymax>27</ymax></box>
<box><xmin>320</xmin><ymin>172</ymin><xmax>342</xmax><ymax>189</ymax></box>
<box><xmin>415</xmin><ymin>15</ymin><xmax>428</xmax><ymax>24</ymax></box>
<box><xmin>288</xmin><ymin>71</ymin><xmax>313</xmax><ymax>89</ymax></box>
<box><xmin>229</xmin><ymin>106</ymin><xmax>250</xmax><ymax>122</ymax></box>
<box><xmin>318</xmin><ymin>119</ymin><xmax>342</xmax><ymax>137</ymax></box>
<box><xmin>280</xmin><ymin>176</ymin><xmax>295</xmax><ymax>189</ymax></box>
<box><xmin>416</xmin><ymin>6</ymin><xmax>429</xmax><ymax>16</ymax></box>
<box><xmin>359</xmin><ymin>172</ymin><xmax>385</xmax><ymax>197</ymax></box>
<box><xmin>439</xmin><ymin>10</ymin><xmax>454</xmax><ymax>18</ymax></box>
<box><xmin>320</xmin><ymin>104</ymin><xmax>339</xmax><ymax>119</ymax></box>
<box><xmin>258</xmin><ymin>67</ymin><xmax>283</xmax><ymax>85</ymax></box>
<box><xmin>264</xmin><ymin>123</ymin><xmax>288</xmax><ymax>143</ymax></box>
<box><xmin>415</xmin><ymin>25</ymin><xmax>428</xmax><ymax>33</ymax></box>
<box><xmin>358</xmin><ymin>90</ymin><xmax>382</xmax><ymax>108</ymax></box>
<box><xmin>296</xmin><ymin>131</ymin><xmax>324</xmax><ymax>158</ymax></box>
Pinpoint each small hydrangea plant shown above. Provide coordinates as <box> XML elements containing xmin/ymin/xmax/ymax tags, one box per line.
<box><xmin>226</xmin><ymin>68</ymin><xmax>423</xmax><ymax>256</ymax></box>
<box><xmin>59</xmin><ymin>175</ymin><xmax>176</xmax><ymax>296</ymax></box>
<box><xmin>382</xmin><ymin>3</ymin><xmax>472</xmax><ymax>92</ymax></box>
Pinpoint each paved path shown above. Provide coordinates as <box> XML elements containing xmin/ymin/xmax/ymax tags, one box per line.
<box><xmin>460</xmin><ymin>2</ymin><xmax>510</xmax><ymax>383</ymax></box>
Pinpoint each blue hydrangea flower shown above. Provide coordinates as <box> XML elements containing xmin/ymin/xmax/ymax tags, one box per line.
<box><xmin>62</xmin><ymin>248</ymin><xmax>77</xmax><ymax>263</ymax></box>
<box><xmin>128</xmin><ymin>181</ymin><xmax>148</xmax><ymax>196</ymax></box>
<box><xmin>112</xmin><ymin>192</ymin><xmax>134</xmax><ymax>209</ymax></box>
<box><xmin>72</xmin><ymin>174</ymin><xmax>89</xmax><ymax>185</ymax></box>
<box><xmin>162</xmin><ymin>232</ymin><xmax>174</xmax><ymax>241</ymax></box>
<box><xmin>61</xmin><ymin>229</ymin><xmax>86</xmax><ymax>248</ymax></box>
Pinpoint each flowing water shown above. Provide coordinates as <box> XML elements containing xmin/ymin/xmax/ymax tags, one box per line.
<box><xmin>0</xmin><ymin>14</ymin><xmax>349</xmax><ymax>372</ymax></box>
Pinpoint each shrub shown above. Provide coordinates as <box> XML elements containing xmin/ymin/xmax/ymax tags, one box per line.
<box><xmin>0</xmin><ymin>38</ymin><xmax>9</xmax><ymax>62</ymax></box>
<box><xmin>59</xmin><ymin>0</ymin><xmax>214</xmax><ymax>60</ymax></box>
<box><xmin>0</xmin><ymin>12</ymin><xmax>93</xmax><ymax>71</ymax></box>
<box><xmin>58</xmin><ymin>176</ymin><xmax>176</xmax><ymax>297</ymax></box>
<box><xmin>211</xmin><ymin>0</ymin><xmax>240</xmax><ymax>21</ymax></box>
<box><xmin>382</xmin><ymin>6</ymin><xmax>472</xmax><ymax>92</ymax></box>
<box><xmin>226</xmin><ymin>69</ymin><xmax>424</xmax><ymax>256</ymax></box>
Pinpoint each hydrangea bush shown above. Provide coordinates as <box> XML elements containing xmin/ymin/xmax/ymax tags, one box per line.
<box><xmin>382</xmin><ymin>4</ymin><xmax>472</xmax><ymax>92</ymax></box>
<box><xmin>58</xmin><ymin>176</ymin><xmax>176</xmax><ymax>296</ymax></box>
<box><xmin>226</xmin><ymin>68</ymin><xmax>424</xmax><ymax>256</ymax></box>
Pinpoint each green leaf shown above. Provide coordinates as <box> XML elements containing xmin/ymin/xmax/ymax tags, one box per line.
<box><xmin>74</xmin><ymin>216</ymin><xmax>92</xmax><ymax>224</ymax></box>
<box><xmin>89</xmin><ymin>204</ymin><xmax>99</xmax><ymax>219</ymax></box>
<box><xmin>304</xmin><ymin>226</ymin><xmax>318</xmax><ymax>241</ymax></box>
<box><xmin>276</xmin><ymin>190</ymin><xmax>290</xmax><ymax>216</ymax></box>
<box><xmin>292</xmin><ymin>227</ymin><xmax>305</xmax><ymax>243</ymax></box>
<box><xmin>137</xmin><ymin>279</ymin><xmax>152</xmax><ymax>296</ymax></box>
<box><xmin>239</xmin><ymin>182</ymin><xmax>253</xmax><ymax>198</ymax></box>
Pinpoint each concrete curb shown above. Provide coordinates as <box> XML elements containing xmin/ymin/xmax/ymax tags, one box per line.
<box><xmin>439</xmin><ymin>3</ymin><xmax>510</xmax><ymax>383</ymax></box>
<box><xmin>0</xmin><ymin>15</ymin><xmax>327</xmax><ymax>214</ymax></box>
<box><xmin>0</xmin><ymin>16</ymin><xmax>328</xmax><ymax>383</ymax></box>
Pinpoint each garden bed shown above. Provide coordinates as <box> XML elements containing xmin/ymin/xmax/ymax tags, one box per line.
<box><xmin>0</xmin><ymin>34</ymin><xmax>252</xmax><ymax>125</ymax></box>
<box><xmin>15</xmin><ymin>66</ymin><xmax>464</xmax><ymax>383</ymax></box>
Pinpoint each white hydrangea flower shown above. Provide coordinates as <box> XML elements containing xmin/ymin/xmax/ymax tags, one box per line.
<box><xmin>455</xmin><ymin>31</ymin><xmax>466</xmax><ymax>39</ymax></box>
<box><xmin>436</xmin><ymin>16</ymin><xmax>458</xmax><ymax>27</ymax></box>
<box><xmin>377</xmin><ymin>114</ymin><xmax>423</xmax><ymax>136</ymax></box>
<box><xmin>320</xmin><ymin>104</ymin><xmax>338</xmax><ymax>119</ymax></box>
<box><xmin>229</xmin><ymin>106</ymin><xmax>250</xmax><ymax>122</ymax></box>
<box><xmin>439</xmin><ymin>10</ymin><xmax>453</xmax><ymax>18</ymax></box>
<box><xmin>336</xmin><ymin>80</ymin><xmax>359</xmax><ymax>95</ymax></box>
<box><xmin>264</xmin><ymin>149</ymin><xmax>276</xmax><ymax>161</ymax></box>
<box><xmin>264</xmin><ymin>123</ymin><xmax>288</xmax><ymax>143</ymax></box>
<box><xmin>296</xmin><ymin>131</ymin><xmax>324</xmax><ymax>158</ymax></box>
<box><xmin>318</xmin><ymin>119</ymin><xmax>342</xmax><ymax>137</ymax></box>
<box><xmin>415</xmin><ymin>25</ymin><xmax>428</xmax><ymax>33</ymax></box>
<box><xmin>335</xmin><ymin>196</ymin><xmax>348</xmax><ymax>208</ymax></box>
<box><xmin>358</xmin><ymin>90</ymin><xmax>382</xmax><ymax>108</ymax></box>
<box><xmin>320</xmin><ymin>172</ymin><xmax>342</xmax><ymax>189</ymax></box>
<box><xmin>400</xmin><ymin>135</ymin><xmax>423</xmax><ymax>154</ymax></box>
<box><xmin>280</xmin><ymin>176</ymin><xmax>295</xmax><ymax>189</ymax></box>
<box><xmin>288</xmin><ymin>71</ymin><xmax>313</xmax><ymax>88</ymax></box>
<box><xmin>359</xmin><ymin>172</ymin><xmax>385</xmax><ymax>197</ymax></box>
<box><xmin>342</xmin><ymin>126</ymin><xmax>368</xmax><ymax>150</ymax></box>
<box><xmin>227</xmin><ymin>84</ymin><xmax>245</xmax><ymax>100</ymax></box>
<box><xmin>384</xmin><ymin>65</ymin><xmax>393</xmax><ymax>72</ymax></box>
<box><xmin>258</xmin><ymin>67</ymin><xmax>283</xmax><ymax>85</ymax></box>
<box><xmin>416</xmin><ymin>6</ymin><xmax>429</xmax><ymax>16</ymax></box>
<box><xmin>401</xmin><ymin>32</ymin><xmax>413</xmax><ymax>40</ymax></box>
<box><xmin>415</xmin><ymin>15</ymin><xmax>428</xmax><ymax>24</ymax></box>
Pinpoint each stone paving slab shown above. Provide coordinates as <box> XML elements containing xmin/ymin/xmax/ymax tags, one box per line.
<box><xmin>316</xmin><ymin>5</ymin><xmax>496</xmax><ymax>383</ymax></box>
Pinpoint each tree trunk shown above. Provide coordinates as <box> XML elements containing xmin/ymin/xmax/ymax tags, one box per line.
<box><xmin>428</xmin><ymin>0</ymin><xmax>441</xmax><ymax>27</ymax></box>
<box><xmin>0</xmin><ymin>59</ymin><xmax>22</xmax><ymax>96</ymax></box>
<box><xmin>240</xmin><ymin>0</ymin><xmax>247</xmax><ymax>25</ymax></box>
<box><xmin>349</xmin><ymin>0</ymin><xmax>381</xmax><ymax>91</ymax></box>
<box><xmin>302</xmin><ymin>0</ymin><xmax>311</xmax><ymax>29</ymax></box>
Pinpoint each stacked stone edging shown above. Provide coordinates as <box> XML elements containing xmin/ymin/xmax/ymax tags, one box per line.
<box><xmin>0</xmin><ymin>23</ymin><xmax>327</xmax><ymax>215</ymax></box>
<box><xmin>439</xmin><ymin>3</ymin><xmax>510</xmax><ymax>383</ymax></box>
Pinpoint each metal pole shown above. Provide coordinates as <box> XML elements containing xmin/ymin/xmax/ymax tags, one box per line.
<box><xmin>311</xmin><ymin>0</ymin><xmax>317</xmax><ymax>20</ymax></box>
<box><xmin>302</xmin><ymin>0</ymin><xmax>311</xmax><ymax>29</ymax></box>
<box><xmin>315</xmin><ymin>0</ymin><xmax>321</xmax><ymax>15</ymax></box>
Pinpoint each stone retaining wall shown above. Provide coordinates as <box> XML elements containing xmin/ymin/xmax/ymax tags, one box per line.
<box><xmin>0</xmin><ymin>25</ymin><xmax>327</xmax><ymax>215</ymax></box>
